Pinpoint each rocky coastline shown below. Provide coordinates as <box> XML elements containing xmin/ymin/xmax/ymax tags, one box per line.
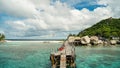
<box><xmin>67</xmin><ymin>36</ymin><xmax>120</xmax><ymax>46</ymax></box>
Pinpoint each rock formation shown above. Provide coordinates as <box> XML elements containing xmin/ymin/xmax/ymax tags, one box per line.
<box><xmin>80</xmin><ymin>36</ymin><xmax>90</xmax><ymax>45</ymax></box>
<box><xmin>110</xmin><ymin>40</ymin><xmax>116</xmax><ymax>45</ymax></box>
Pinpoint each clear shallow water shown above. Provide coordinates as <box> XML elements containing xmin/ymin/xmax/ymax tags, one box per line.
<box><xmin>0</xmin><ymin>42</ymin><xmax>120</xmax><ymax>68</ymax></box>
<box><xmin>76</xmin><ymin>46</ymin><xmax>120</xmax><ymax>68</ymax></box>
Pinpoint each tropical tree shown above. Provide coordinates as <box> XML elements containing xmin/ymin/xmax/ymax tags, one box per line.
<box><xmin>0</xmin><ymin>33</ymin><xmax>5</xmax><ymax>41</ymax></box>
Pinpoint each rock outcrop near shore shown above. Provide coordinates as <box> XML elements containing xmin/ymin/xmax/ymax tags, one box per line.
<box><xmin>80</xmin><ymin>36</ymin><xmax>90</xmax><ymax>45</ymax></box>
<box><xmin>110</xmin><ymin>40</ymin><xmax>117</xmax><ymax>45</ymax></box>
<box><xmin>67</xmin><ymin>36</ymin><xmax>118</xmax><ymax>46</ymax></box>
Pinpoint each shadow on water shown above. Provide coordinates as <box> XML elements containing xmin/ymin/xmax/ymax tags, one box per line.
<box><xmin>45</xmin><ymin>62</ymin><xmax>51</xmax><ymax>68</ymax></box>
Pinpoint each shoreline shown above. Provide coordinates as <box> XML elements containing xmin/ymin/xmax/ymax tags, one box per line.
<box><xmin>5</xmin><ymin>40</ymin><xmax>64</xmax><ymax>43</ymax></box>
<box><xmin>0</xmin><ymin>40</ymin><xmax>6</xmax><ymax>43</ymax></box>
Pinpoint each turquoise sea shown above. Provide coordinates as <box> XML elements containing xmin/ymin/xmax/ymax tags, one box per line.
<box><xmin>0</xmin><ymin>41</ymin><xmax>120</xmax><ymax>68</ymax></box>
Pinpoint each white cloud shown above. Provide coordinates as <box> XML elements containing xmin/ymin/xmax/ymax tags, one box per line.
<box><xmin>0</xmin><ymin>0</ymin><xmax>39</xmax><ymax>18</ymax></box>
<box><xmin>6</xmin><ymin>21</ymin><xmax>27</xmax><ymax>30</ymax></box>
<box><xmin>97</xmin><ymin>0</ymin><xmax>120</xmax><ymax>18</ymax></box>
<box><xmin>0</xmin><ymin>0</ymin><xmax>120</xmax><ymax>39</ymax></box>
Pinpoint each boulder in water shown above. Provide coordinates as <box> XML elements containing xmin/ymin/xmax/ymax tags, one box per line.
<box><xmin>110</xmin><ymin>40</ymin><xmax>116</xmax><ymax>45</ymax></box>
<box><xmin>90</xmin><ymin>36</ymin><xmax>99</xmax><ymax>45</ymax></box>
<box><xmin>97</xmin><ymin>40</ymin><xmax>103</xmax><ymax>44</ymax></box>
<box><xmin>68</xmin><ymin>36</ymin><xmax>75</xmax><ymax>43</ymax></box>
<box><xmin>80</xmin><ymin>36</ymin><xmax>90</xmax><ymax>45</ymax></box>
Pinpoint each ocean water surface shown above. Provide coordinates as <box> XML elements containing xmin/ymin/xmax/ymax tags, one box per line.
<box><xmin>0</xmin><ymin>41</ymin><xmax>120</xmax><ymax>68</ymax></box>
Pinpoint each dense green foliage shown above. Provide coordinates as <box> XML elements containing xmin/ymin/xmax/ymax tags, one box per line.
<box><xmin>78</xmin><ymin>18</ymin><xmax>120</xmax><ymax>38</ymax></box>
<box><xmin>0</xmin><ymin>33</ymin><xmax>5</xmax><ymax>41</ymax></box>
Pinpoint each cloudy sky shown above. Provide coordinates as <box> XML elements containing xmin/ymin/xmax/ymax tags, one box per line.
<box><xmin>0</xmin><ymin>0</ymin><xmax>120</xmax><ymax>39</ymax></box>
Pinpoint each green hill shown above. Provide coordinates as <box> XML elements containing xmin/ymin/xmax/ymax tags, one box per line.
<box><xmin>77</xmin><ymin>17</ymin><xmax>120</xmax><ymax>38</ymax></box>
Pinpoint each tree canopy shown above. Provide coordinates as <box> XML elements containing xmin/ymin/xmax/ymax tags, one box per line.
<box><xmin>0</xmin><ymin>33</ymin><xmax>5</xmax><ymax>41</ymax></box>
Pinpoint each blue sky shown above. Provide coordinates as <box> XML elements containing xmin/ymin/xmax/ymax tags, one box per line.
<box><xmin>54</xmin><ymin>0</ymin><xmax>106</xmax><ymax>11</ymax></box>
<box><xmin>0</xmin><ymin>0</ymin><xmax>120</xmax><ymax>39</ymax></box>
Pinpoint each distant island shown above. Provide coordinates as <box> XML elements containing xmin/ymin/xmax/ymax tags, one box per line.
<box><xmin>67</xmin><ymin>17</ymin><xmax>120</xmax><ymax>46</ymax></box>
<box><xmin>0</xmin><ymin>33</ymin><xmax>5</xmax><ymax>42</ymax></box>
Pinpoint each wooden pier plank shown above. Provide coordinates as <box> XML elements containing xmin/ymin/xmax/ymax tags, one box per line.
<box><xmin>60</xmin><ymin>55</ymin><xmax>66</xmax><ymax>68</ymax></box>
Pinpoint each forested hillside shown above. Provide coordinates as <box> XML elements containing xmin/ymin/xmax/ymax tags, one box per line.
<box><xmin>78</xmin><ymin>17</ymin><xmax>120</xmax><ymax>38</ymax></box>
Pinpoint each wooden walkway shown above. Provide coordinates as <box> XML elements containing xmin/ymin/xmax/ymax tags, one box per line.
<box><xmin>60</xmin><ymin>55</ymin><xmax>66</xmax><ymax>68</ymax></box>
<box><xmin>50</xmin><ymin>40</ymin><xmax>76</xmax><ymax>68</ymax></box>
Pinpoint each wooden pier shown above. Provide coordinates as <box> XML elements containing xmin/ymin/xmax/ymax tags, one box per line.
<box><xmin>50</xmin><ymin>40</ymin><xmax>76</xmax><ymax>68</ymax></box>
<box><xmin>60</xmin><ymin>55</ymin><xmax>66</xmax><ymax>68</ymax></box>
